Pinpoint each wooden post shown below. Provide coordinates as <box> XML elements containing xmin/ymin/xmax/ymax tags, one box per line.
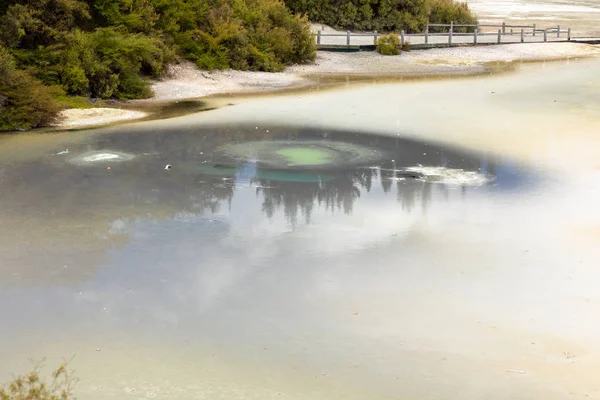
<box><xmin>544</xmin><ymin>29</ymin><xmax>547</xmax><ymax>42</ymax></box>
<box><xmin>521</xmin><ymin>28</ymin><xmax>524</xmax><ymax>43</ymax></box>
<box><xmin>510</xmin><ymin>28</ymin><xmax>513</xmax><ymax>35</ymax></box>
<box><xmin>374</xmin><ymin>30</ymin><xmax>378</xmax><ymax>44</ymax></box>
<box><xmin>449</xmin><ymin>22</ymin><xmax>453</xmax><ymax>44</ymax></box>
<box><xmin>533</xmin><ymin>23</ymin><xmax>536</xmax><ymax>36</ymax></box>
<box><xmin>497</xmin><ymin>29</ymin><xmax>501</xmax><ymax>44</ymax></box>
<box><xmin>557</xmin><ymin>24</ymin><xmax>560</xmax><ymax>38</ymax></box>
<box><xmin>568</xmin><ymin>28</ymin><xmax>571</xmax><ymax>41</ymax></box>
<box><xmin>401</xmin><ymin>30</ymin><xmax>405</xmax><ymax>45</ymax></box>
<box><xmin>317</xmin><ymin>30</ymin><xmax>321</xmax><ymax>45</ymax></box>
<box><xmin>474</xmin><ymin>28</ymin><xmax>478</xmax><ymax>44</ymax></box>
<box><xmin>502</xmin><ymin>22</ymin><xmax>506</xmax><ymax>34</ymax></box>
<box><xmin>346</xmin><ymin>31</ymin><xmax>350</xmax><ymax>45</ymax></box>
<box><xmin>425</xmin><ymin>25</ymin><xmax>429</xmax><ymax>44</ymax></box>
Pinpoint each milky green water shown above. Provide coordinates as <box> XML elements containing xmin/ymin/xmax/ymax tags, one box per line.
<box><xmin>275</xmin><ymin>147</ymin><xmax>333</xmax><ymax>166</ymax></box>
<box><xmin>1</xmin><ymin>57</ymin><xmax>600</xmax><ymax>400</ymax></box>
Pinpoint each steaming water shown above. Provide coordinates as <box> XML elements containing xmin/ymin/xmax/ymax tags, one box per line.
<box><xmin>1</xmin><ymin>58</ymin><xmax>600</xmax><ymax>399</ymax></box>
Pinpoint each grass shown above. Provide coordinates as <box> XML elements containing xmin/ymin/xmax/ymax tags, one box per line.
<box><xmin>53</xmin><ymin>93</ymin><xmax>101</xmax><ymax>109</ymax></box>
<box><xmin>0</xmin><ymin>362</ymin><xmax>76</xmax><ymax>400</ymax></box>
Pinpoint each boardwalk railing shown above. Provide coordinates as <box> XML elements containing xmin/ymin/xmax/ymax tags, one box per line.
<box><xmin>316</xmin><ymin>21</ymin><xmax>572</xmax><ymax>48</ymax></box>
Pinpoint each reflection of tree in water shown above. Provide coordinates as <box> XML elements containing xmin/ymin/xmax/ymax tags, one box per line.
<box><xmin>256</xmin><ymin>168</ymin><xmax>378</xmax><ymax>226</ymax></box>
<box><xmin>86</xmin><ymin>125</ymin><xmax>498</xmax><ymax>224</ymax></box>
<box><xmin>379</xmin><ymin>166</ymin><xmax>434</xmax><ymax>213</ymax></box>
<box><xmin>253</xmin><ymin>156</ymin><xmax>496</xmax><ymax>225</ymax></box>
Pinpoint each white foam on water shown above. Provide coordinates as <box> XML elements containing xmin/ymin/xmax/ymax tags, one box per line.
<box><xmin>67</xmin><ymin>150</ymin><xmax>136</xmax><ymax>165</ymax></box>
<box><xmin>405</xmin><ymin>165</ymin><xmax>491</xmax><ymax>186</ymax></box>
<box><xmin>83</xmin><ymin>153</ymin><xmax>122</xmax><ymax>162</ymax></box>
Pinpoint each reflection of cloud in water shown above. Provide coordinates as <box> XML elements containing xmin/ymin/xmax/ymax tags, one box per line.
<box><xmin>0</xmin><ymin>125</ymin><xmax>535</xmax><ymax>289</ymax></box>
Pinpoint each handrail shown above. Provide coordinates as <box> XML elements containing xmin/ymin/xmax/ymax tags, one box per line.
<box><xmin>314</xmin><ymin>21</ymin><xmax>573</xmax><ymax>46</ymax></box>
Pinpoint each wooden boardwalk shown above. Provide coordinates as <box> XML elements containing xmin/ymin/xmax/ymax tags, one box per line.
<box><xmin>315</xmin><ymin>22</ymin><xmax>600</xmax><ymax>51</ymax></box>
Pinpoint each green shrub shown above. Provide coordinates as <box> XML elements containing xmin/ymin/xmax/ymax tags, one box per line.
<box><xmin>93</xmin><ymin>0</ymin><xmax>158</xmax><ymax>34</ymax></box>
<box><xmin>0</xmin><ymin>46</ymin><xmax>63</xmax><ymax>131</ymax></box>
<box><xmin>0</xmin><ymin>0</ymin><xmax>91</xmax><ymax>49</ymax></box>
<box><xmin>376</xmin><ymin>34</ymin><xmax>401</xmax><ymax>55</ymax></box>
<box><xmin>41</xmin><ymin>27</ymin><xmax>172</xmax><ymax>98</ymax></box>
<box><xmin>429</xmin><ymin>0</ymin><xmax>476</xmax><ymax>32</ymax></box>
<box><xmin>0</xmin><ymin>45</ymin><xmax>15</xmax><ymax>80</ymax></box>
<box><xmin>172</xmin><ymin>0</ymin><xmax>316</xmax><ymax>72</ymax></box>
<box><xmin>62</xmin><ymin>65</ymin><xmax>89</xmax><ymax>94</ymax></box>
<box><xmin>0</xmin><ymin>70</ymin><xmax>63</xmax><ymax>131</ymax></box>
<box><xmin>284</xmin><ymin>0</ymin><xmax>477</xmax><ymax>33</ymax></box>
<box><xmin>0</xmin><ymin>0</ymin><xmax>317</xmax><ymax>129</ymax></box>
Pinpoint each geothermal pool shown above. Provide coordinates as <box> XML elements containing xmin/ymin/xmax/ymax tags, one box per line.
<box><xmin>1</xmin><ymin>57</ymin><xmax>600</xmax><ymax>399</ymax></box>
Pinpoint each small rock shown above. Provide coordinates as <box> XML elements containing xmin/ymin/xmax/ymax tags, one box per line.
<box><xmin>165</xmin><ymin>164</ymin><xmax>172</xmax><ymax>170</ymax></box>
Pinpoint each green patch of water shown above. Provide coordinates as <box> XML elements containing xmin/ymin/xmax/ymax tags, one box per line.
<box><xmin>255</xmin><ymin>169</ymin><xmax>329</xmax><ymax>183</ymax></box>
<box><xmin>275</xmin><ymin>147</ymin><xmax>333</xmax><ymax>166</ymax></box>
<box><xmin>216</xmin><ymin>140</ymin><xmax>383</xmax><ymax>171</ymax></box>
<box><xmin>196</xmin><ymin>164</ymin><xmax>331</xmax><ymax>183</ymax></box>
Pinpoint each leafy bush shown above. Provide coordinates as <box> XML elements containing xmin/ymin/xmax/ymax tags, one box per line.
<box><xmin>171</xmin><ymin>0</ymin><xmax>316</xmax><ymax>72</ymax></box>
<box><xmin>0</xmin><ymin>45</ymin><xmax>15</xmax><ymax>80</ymax></box>
<box><xmin>284</xmin><ymin>0</ymin><xmax>477</xmax><ymax>32</ymax></box>
<box><xmin>429</xmin><ymin>0</ymin><xmax>476</xmax><ymax>32</ymax></box>
<box><xmin>376</xmin><ymin>34</ymin><xmax>401</xmax><ymax>55</ymax></box>
<box><xmin>0</xmin><ymin>45</ymin><xmax>63</xmax><ymax>131</ymax></box>
<box><xmin>7</xmin><ymin>27</ymin><xmax>172</xmax><ymax>99</ymax></box>
<box><xmin>0</xmin><ymin>71</ymin><xmax>63</xmax><ymax>131</ymax></box>
<box><xmin>79</xmin><ymin>28</ymin><xmax>171</xmax><ymax>98</ymax></box>
<box><xmin>0</xmin><ymin>363</ymin><xmax>75</xmax><ymax>400</ymax></box>
<box><xmin>0</xmin><ymin>0</ymin><xmax>317</xmax><ymax>121</ymax></box>
<box><xmin>0</xmin><ymin>0</ymin><xmax>91</xmax><ymax>49</ymax></box>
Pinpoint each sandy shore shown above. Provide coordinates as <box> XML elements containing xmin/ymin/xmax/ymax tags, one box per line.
<box><xmin>149</xmin><ymin>63</ymin><xmax>309</xmax><ymax>102</ymax></box>
<box><xmin>53</xmin><ymin>42</ymin><xmax>599</xmax><ymax>127</ymax></box>
<box><xmin>55</xmin><ymin>108</ymin><xmax>148</xmax><ymax>129</ymax></box>
<box><xmin>149</xmin><ymin>43</ymin><xmax>599</xmax><ymax>102</ymax></box>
